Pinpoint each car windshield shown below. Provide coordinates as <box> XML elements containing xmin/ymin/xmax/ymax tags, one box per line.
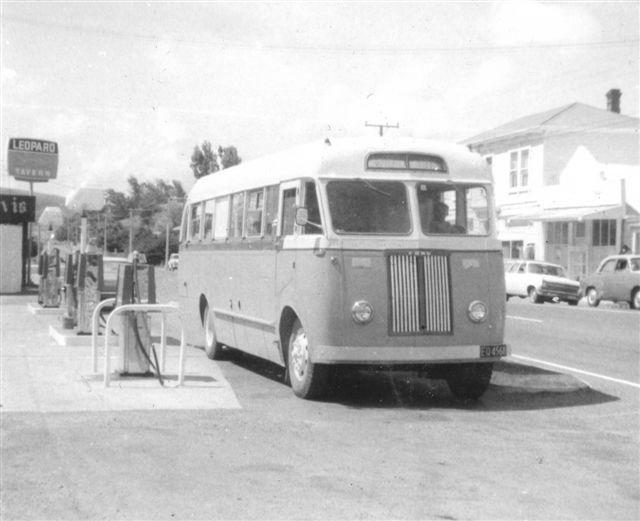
<box><xmin>326</xmin><ymin>180</ymin><xmax>410</xmax><ymax>234</ymax></box>
<box><xmin>528</xmin><ymin>263</ymin><xmax>565</xmax><ymax>277</ymax></box>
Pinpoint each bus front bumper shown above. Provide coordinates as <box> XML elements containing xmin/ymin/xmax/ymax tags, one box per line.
<box><xmin>312</xmin><ymin>343</ymin><xmax>510</xmax><ymax>364</ymax></box>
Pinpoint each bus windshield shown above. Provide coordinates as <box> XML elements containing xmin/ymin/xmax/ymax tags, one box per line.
<box><xmin>417</xmin><ymin>183</ymin><xmax>489</xmax><ymax>236</ymax></box>
<box><xmin>327</xmin><ymin>180</ymin><xmax>410</xmax><ymax>234</ymax></box>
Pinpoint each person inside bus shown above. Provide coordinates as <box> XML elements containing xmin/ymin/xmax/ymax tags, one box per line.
<box><xmin>421</xmin><ymin>198</ymin><xmax>462</xmax><ymax>234</ymax></box>
<box><xmin>429</xmin><ymin>201</ymin><xmax>454</xmax><ymax>233</ymax></box>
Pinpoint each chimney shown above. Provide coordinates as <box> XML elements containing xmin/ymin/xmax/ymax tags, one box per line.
<box><xmin>606</xmin><ymin>88</ymin><xmax>621</xmax><ymax>113</ymax></box>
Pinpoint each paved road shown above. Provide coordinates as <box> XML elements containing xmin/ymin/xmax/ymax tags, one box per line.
<box><xmin>1</xmin><ymin>281</ymin><xmax>638</xmax><ymax>520</ymax></box>
<box><xmin>506</xmin><ymin>297</ymin><xmax>639</xmax><ymax>386</ymax></box>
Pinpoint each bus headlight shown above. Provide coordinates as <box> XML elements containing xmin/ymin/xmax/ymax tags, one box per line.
<box><xmin>352</xmin><ymin>301</ymin><xmax>374</xmax><ymax>324</ymax></box>
<box><xmin>468</xmin><ymin>300</ymin><xmax>488</xmax><ymax>323</ymax></box>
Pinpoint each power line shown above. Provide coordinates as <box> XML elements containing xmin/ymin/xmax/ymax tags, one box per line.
<box><xmin>4</xmin><ymin>15</ymin><xmax>639</xmax><ymax>54</ymax></box>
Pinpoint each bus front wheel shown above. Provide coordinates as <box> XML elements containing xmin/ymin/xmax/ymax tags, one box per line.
<box><xmin>287</xmin><ymin>319</ymin><xmax>327</xmax><ymax>400</ymax></box>
<box><xmin>203</xmin><ymin>305</ymin><xmax>224</xmax><ymax>360</ymax></box>
<box><xmin>445</xmin><ymin>363</ymin><xmax>493</xmax><ymax>400</ymax></box>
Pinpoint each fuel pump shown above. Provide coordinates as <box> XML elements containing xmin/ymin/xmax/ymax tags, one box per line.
<box><xmin>76</xmin><ymin>253</ymin><xmax>103</xmax><ymax>334</ymax></box>
<box><xmin>62</xmin><ymin>253</ymin><xmax>78</xmax><ymax>329</ymax></box>
<box><xmin>37</xmin><ymin>249</ymin><xmax>62</xmax><ymax>307</ymax></box>
<box><xmin>114</xmin><ymin>258</ymin><xmax>163</xmax><ymax>383</ymax></box>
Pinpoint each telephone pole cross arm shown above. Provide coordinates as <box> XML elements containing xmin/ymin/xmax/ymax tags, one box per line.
<box><xmin>365</xmin><ymin>121</ymin><xmax>400</xmax><ymax>136</ymax></box>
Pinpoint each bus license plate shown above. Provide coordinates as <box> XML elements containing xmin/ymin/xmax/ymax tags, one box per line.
<box><xmin>480</xmin><ymin>344</ymin><xmax>507</xmax><ymax>358</ymax></box>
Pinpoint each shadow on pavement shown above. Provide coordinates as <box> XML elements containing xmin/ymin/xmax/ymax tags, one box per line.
<box><xmin>222</xmin><ymin>349</ymin><xmax>618</xmax><ymax>411</ymax></box>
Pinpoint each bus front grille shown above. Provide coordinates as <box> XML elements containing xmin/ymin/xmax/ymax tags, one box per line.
<box><xmin>387</xmin><ymin>252</ymin><xmax>452</xmax><ymax>335</ymax></box>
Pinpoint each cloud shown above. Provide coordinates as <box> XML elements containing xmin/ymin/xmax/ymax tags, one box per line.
<box><xmin>491</xmin><ymin>0</ymin><xmax>600</xmax><ymax>45</ymax></box>
<box><xmin>1</xmin><ymin>67</ymin><xmax>17</xmax><ymax>84</ymax></box>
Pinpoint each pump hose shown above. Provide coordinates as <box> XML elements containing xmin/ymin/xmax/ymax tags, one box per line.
<box><xmin>132</xmin><ymin>259</ymin><xmax>164</xmax><ymax>386</ymax></box>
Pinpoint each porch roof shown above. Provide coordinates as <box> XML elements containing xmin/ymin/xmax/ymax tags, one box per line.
<box><xmin>506</xmin><ymin>204</ymin><xmax>639</xmax><ymax>224</ymax></box>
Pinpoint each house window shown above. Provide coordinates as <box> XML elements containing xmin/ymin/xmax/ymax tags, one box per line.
<box><xmin>509</xmin><ymin>149</ymin><xmax>530</xmax><ymax>190</ymax></box>
<box><xmin>509</xmin><ymin>152</ymin><xmax>518</xmax><ymax>188</ymax></box>
<box><xmin>546</xmin><ymin>222</ymin><xmax>568</xmax><ymax>245</ymax></box>
<box><xmin>575</xmin><ymin>221</ymin><xmax>585</xmax><ymax>239</ymax></box>
<box><xmin>520</xmin><ymin>149</ymin><xmax>529</xmax><ymax>187</ymax></box>
<box><xmin>592</xmin><ymin>219</ymin><xmax>616</xmax><ymax>246</ymax></box>
<box><xmin>502</xmin><ymin>240</ymin><xmax>523</xmax><ymax>259</ymax></box>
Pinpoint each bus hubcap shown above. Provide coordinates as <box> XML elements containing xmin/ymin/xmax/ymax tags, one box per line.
<box><xmin>290</xmin><ymin>330</ymin><xmax>309</xmax><ymax>379</ymax></box>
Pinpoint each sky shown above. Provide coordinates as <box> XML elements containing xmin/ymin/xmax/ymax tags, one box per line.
<box><xmin>1</xmin><ymin>1</ymin><xmax>638</xmax><ymax>200</ymax></box>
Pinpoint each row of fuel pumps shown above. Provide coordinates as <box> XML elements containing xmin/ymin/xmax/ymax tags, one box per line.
<box><xmin>37</xmin><ymin>250</ymin><xmax>163</xmax><ymax>381</ymax></box>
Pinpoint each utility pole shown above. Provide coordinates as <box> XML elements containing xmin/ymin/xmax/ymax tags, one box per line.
<box><xmin>165</xmin><ymin>220</ymin><xmax>170</xmax><ymax>268</ymax></box>
<box><xmin>129</xmin><ymin>209</ymin><xmax>134</xmax><ymax>256</ymax></box>
<box><xmin>365</xmin><ymin>121</ymin><xmax>399</xmax><ymax>136</ymax></box>
<box><xmin>103</xmin><ymin>212</ymin><xmax>108</xmax><ymax>254</ymax></box>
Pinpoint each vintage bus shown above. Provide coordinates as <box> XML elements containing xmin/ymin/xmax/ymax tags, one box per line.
<box><xmin>178</xmin><ymin>137</ymin><xmax>508</xmax><ymax>399</ymax></box>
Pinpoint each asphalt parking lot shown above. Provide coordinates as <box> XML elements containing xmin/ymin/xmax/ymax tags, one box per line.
<box><xmin>1</xmin><ymin>271</ymin><xmax>638</xmax><ymax>520</ymax></box>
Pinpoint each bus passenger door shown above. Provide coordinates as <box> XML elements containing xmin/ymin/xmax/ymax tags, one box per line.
<box><xmin>275</xmin><ymin>181</ymin><xmax>300</xmax><ymax>299</ymax></box>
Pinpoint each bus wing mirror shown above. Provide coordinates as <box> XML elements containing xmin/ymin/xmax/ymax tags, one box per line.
<box><xmin>295</xmin><ymin>207</ymin><xmax>308</xmax><ymax>226</ymax></box>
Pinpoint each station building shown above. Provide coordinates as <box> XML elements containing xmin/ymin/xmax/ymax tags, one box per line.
<box><xmin>463</xmin><ymin>89</ymin><xmax>640</xmax><ymax>280</ymax></box>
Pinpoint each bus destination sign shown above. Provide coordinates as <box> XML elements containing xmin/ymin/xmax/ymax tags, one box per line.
<box><xmin>7</xmin><ymin>138</ymin><xmax>59</xmax><ymax>182</ymax></box>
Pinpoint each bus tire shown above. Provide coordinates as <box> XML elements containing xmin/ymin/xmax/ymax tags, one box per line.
<box><xmin>287</xmin><ymin>319</ymin><xmax>327</xmax><ymax>399</ymax></box>
<box><xmin>203</xmin><ymin>305</ymin><xmax>224</xmax><ymax>360</ymax></box>
<box><xmin>445</xmin><ymin>363</ymin><xmax>493</xmax><ymax>401</ymax></box>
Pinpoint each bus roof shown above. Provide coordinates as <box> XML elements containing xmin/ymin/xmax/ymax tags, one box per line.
<box><xmin>187</xmin><ymin>137</ymin><xmax>490</xmax><ymax>203</ymax></box>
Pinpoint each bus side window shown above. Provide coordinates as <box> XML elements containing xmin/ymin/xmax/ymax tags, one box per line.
<box><xmin>281</xmin><ymin>188</ymin><xmax>297</xmax><ymax>236</ymax></box>
<box><xmin>303</xmin><ymin>181</ymin><xmax>322</xmax><ymax>235</ymax></box>
<box><xmin>213</xmin><ymin>196</ymin><xmax>229</xmax><ymax>239</ymax></box>
<box><xmin>230</xmin><ymin>192</ymin><xmax>245</xmax><ymax>238</ymax></box>
<box><xmin>179</xmin><ymin>204</ymin><xmax>189</xmax><ymax>243</ymax></box>
<box><xmin>245</xmin><ymin>188</ymin><xmax>264</xmax><ymax>237</ymax></box>
<box><xmin>203</xmin><ymin>199</ymin><xmax>215</xmax><ymax>240</ymax></box>
<box><xmin>263</xmin><ymin>185</ymin><xmax>278</xmax><ymax>238</ymax></box>
<box><xmin>190</xmin><ymin>203</ymin><xmax>202</xmax><ymax>241</ymax></box>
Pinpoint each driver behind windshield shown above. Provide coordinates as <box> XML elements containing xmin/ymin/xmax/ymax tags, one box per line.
<box><xmin>419</xmin><ymin>191</ymin><xmax>463</xmax><ymax>234</ymax></box>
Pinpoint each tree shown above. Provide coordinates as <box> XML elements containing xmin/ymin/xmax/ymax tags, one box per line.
<box><xmin>190</xmin><ymin>141</ymin><xmax>241</xmax><ymax>178</ymax></box>
<box><xmin>219</xmin><ymin>145</ymin><xmax>242</xmax><ymax>169</ymax></box>
<box><xmin>190</xmin><ymin>141</ymin><xmax>217</xmax><ymax>178</ymax></box>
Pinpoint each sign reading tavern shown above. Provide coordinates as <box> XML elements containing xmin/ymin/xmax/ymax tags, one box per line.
<box><xmin>7</xmin><ymin>138</ymin><xmax>59</xmax><ymax>182</ymax></box>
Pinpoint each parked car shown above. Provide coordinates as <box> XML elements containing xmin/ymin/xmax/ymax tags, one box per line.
<box><xmin>505</xmin><ymin>260</ymin><xmax>581</xmax><ymax>305</ymax></box>
<box><xmin>582</xmin><ymin>254</ymin><xmax>640</xmax><ymax>309</ymax></box>
<box><xmin>167</xmin><ymin>253</ymin><xmax>179</xmax><ymax>271</ymax></box>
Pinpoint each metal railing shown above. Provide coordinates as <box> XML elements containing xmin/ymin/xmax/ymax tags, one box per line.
<box><xmin>91</xmin><ymin>300</ymin><xmax>186</xmax><ymax>387</ymax></box>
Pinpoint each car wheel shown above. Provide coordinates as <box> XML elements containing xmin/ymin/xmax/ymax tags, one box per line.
<box><xmin>446</xmin><ymin>363</ymin><xmax>493</xmax><ymax>400</ymax></box>
<box><xmin>287</xmin><ymin>318</ymin><xmax>327</xmax><ymax>399</ymax></box>
<box><xmin>586</xmin><ymin>287</ymin><xmax>600</xmax><ymax>308</ymax></box>
<box><xmin>203</xmin><ymin>305</ymin><xmax>224</xmax><ymax>360</ymax></box>
<box><xmin>528</xmin><ymin>287</ymin><xmax>542</xmax><ymax>304</ymax></box>
<box><xmin>631</xmin><ymin>289</ymin><xmax>640</xmax><ymax>310</ymax></box>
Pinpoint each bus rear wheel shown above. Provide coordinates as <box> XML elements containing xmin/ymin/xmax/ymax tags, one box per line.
<box><xmin>203</xmin><ymin>305</ymin><xmax>224</xmax><ymax>360</ymax></box>
<box><xmin>445</xmin><ymin>363</ymin><xmax>493</xmax><ymax>400</ymax></box>
<box><xmin>287</xmin><ymin>319</ymin><xmax>327</xmax><ymax>399</ymax></box>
